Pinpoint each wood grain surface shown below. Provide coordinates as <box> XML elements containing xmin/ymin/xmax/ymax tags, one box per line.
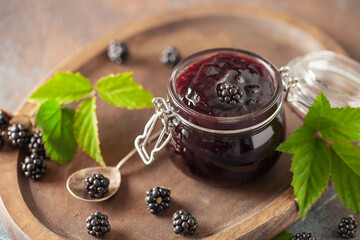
<box><xmin>0</xmin><ymin>6</ymin><xmax>347</xmax><ymax>240</ymax></box>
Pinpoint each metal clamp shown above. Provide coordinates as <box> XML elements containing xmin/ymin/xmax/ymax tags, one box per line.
<box><xmin>134</xmin><ymin>97</ymin><xmax>176</xmax><ymax>165</ymax></box>
<box><xmin>279</xmin><ymin>66</ymin><xmax>299</xmax><ymax>102</ymax></box>
<box><xmin>279</xmin><ymin>66</ymin><xmax>312</xmax><ymax>111</ymax></box>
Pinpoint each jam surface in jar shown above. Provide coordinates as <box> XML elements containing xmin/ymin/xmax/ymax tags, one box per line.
<box><xmin>175</xmin><ymin>53</ymin><xmax>276</xmax><ymax>117</ymax></box>
<box><xmin>167</xmin><ymin>50</ymin><xmax>284</xmax><ymax>186</ymax></box>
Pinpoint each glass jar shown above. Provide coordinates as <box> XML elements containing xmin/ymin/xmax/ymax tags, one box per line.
<box><xmin>136</xmin><ymin>48</ymin><xmax>285</xmax><ymax>186</ymax></box>
<box><xmin>135</xmin><ymin>48</ymin><xmax>360</xmax><ymax>186</ymax></box>
<box><xmin>283</xmin><ymin>50</ymin><xmax>360</xmax><ymax>114</ymax></box>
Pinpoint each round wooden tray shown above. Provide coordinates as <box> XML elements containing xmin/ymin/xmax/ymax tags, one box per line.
<box><xmin>0</xmin><ymin>6</ymin><xmax>345</xmax><ymax>240</ymax></box>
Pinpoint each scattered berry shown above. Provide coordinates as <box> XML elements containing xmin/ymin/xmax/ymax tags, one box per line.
<box><xmin>86</xmin><ymin>212</ymin><xmax>111</xmax><ymax>238</ymax></box>
<box><xmin>160</xmin><ymin>46</ymin><xmax>181</xmax><ymax>67</ymax></box>
<box><xmin>21</xmin><ymin>154</ymin><xmax>47</xmax><ymax>180</ymax></box>
<box><xmin>0</xmin><ymin>109</ymin><xmax>10</xmax><ymax>131</ymax></box>
<box><xmin>0</xmin><ymin>135</ymin><xmax>4</xmax><ymax>148</ymax></box>
<box><xmin>338</xmin><ymin>216</ymin><xmax>357</xmax><ymax>239</ymax></box>
<box><xmin>28</xmin><ymin>130</ymin><xmax>46</xmax><ymax>158</ymax></box>
<box><xmin>84</xmin><ymin>174</ymin><xmax>110</xmax><ymax>198</ymax></box>
<box><xmin>107</xmin><ymin>41</ymin><xmax>129</xmax><ymax>64</ymax></box>
<box><xmin>172</xmin><ymin>210</ymin><xmax>198</xmax><ymax>236</ymax></box>
<box><xmin>291</xmin><ymin>232</ymin><xmax>316</xmax><ymax>240</ymax></box>
<box><xmin>7</xmin><ymin>124</ymin><xmax>30</xmax><ymax>148</ymax></box>
<box><xmin>216</xmin><ymin>83</ymin><xmax>243</xmax><ymax>105</ymax></box>
<box><xmin>145</xmin><ymin>186</ymin><xmax>171</xmax><ymax>214</ymax></box>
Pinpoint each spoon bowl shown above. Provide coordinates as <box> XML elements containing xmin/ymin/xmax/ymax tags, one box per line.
<box><xmin>66</xmin><ymin>166</ymin><xmax>121</xmax><ymax>202</ymax></box>
<box><xmin>66</xmin><ymin>130</ymin><xmax>161</xmax><ymax>202</ymax></box>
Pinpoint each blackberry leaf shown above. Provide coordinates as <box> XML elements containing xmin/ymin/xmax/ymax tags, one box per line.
<box><xmin>73</xmin><ymin>97</ymin><xmax>105</xmax><ymax>166</ymax></box>
<box><xmin>29</xmin><ymin>72</ymin><xmax>93</xmax><ymax>104</ymax></box>
<box><xmin>331</xmin><ymin>145</ymin><xmax>360</xmax><ymax>214</ymax></box>
<box><xmin>277</xmin><ymin>126</ymin><xmax>316</xmax><ymax>154</ymax></box>
<box><xmin>96</xmin><ymin>73</ymin><xmax>154</xmax><ymax>109</ymax></box>
<box><xmin>320</xmin><ymin>107</ymin><xmax>360</xmax><ymax>142</ymax></box>
<box><xmin>303</xmin><ymin>92</ymin><xmax>331</xmax><ymax>129</ymax></box>
<box><xmin>290</xmin><ymin>133</ymin><xmax>331</xmax><ymax>219</ymax></box>
<box><xmin>35</xmin><ymin>100</ymin><xmax>77</xmax><ymax>164</ymax></box>
<box><xmin>304</xmin><ymin>92</ymin><xmax>360</xmax><ymax>142</ymax></box>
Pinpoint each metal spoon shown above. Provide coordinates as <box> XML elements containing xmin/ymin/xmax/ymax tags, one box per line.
<box><xmin>66</xmin><ymin>131</ymin><xmax>160</xmax><ymax>202</ymax></box>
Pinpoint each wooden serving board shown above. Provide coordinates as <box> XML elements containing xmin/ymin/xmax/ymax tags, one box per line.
<box><xmin>0</xmin><ymin>6</ymin><xmax>345</xmax><ymax>240</ymax></box>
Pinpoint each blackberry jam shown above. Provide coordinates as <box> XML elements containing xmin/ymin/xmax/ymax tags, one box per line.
<box><xmin>167</xmin><ymin>49</ymin><xmax>284</xmax><ymax>186</ymax></box>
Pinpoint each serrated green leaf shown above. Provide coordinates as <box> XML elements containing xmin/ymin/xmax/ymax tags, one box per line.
<box><xmin>29</xmin><ymin>72</ymin><xmax>93</xmax><ymax>104</ymax></box>
<box><xmin>331</xmin><ymin>146</ymin><xmax>360</xmax><ymax>214</ymax></box>
<box><xmin>73</xmin><ymin>97</ymin><xmax>105</xmax><ymax>166</ymax></box>
<box><xmin>319</xmin><ymin>107</ymin><xmax>360</xmax><ymax>142</ymax></box>
<box><xmin>288</xmin><ymin>128</ymin><xmax>331</xmax><ymax>219</ymax></box>
<box><xmin>332</xmin><ymin>143</ymin><xmax>360</xmax><ymax>177</ymax></box>
<box><xmin>35</xmin><ymin>100</ymin><xmax>77</xmax><ymax>164</ymax></box>
<box><xmin>96</xmin><ymin>72</ymin><xmax>154</xmax><ymax>109</ymax></box>
<box><xmin>304</xmin><ymin>92</ymin><xmax>331</xmax><ymax>129</ymax></box>
<box><xmin>304</xmin><ymin>92</ymin><xmax>360</xmax><ymax>142</ymax></box>
<box><xmin>277</xmin><ymin>126</ymin><xmax>316</xmax><ymax>154</ymax></box>
<box><xmin>272</xmin><ymin>231</ymin><xmax>294</xmax><ymax>240</ymax></box>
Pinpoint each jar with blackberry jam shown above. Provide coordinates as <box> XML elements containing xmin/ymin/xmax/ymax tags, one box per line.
<box><xmin>135</xmin><ymin>48</ymin><xmax>360</xmax><ymax>186</ymax></box>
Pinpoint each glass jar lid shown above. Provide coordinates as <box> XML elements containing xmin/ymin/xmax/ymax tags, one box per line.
<box><xmin>283</xmin><ymin>50</ymin><xmax>360</xmax><ymax>114</ymax></box>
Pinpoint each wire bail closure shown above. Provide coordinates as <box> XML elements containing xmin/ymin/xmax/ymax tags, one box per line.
<box><xmin>279</xmin><ymin>66</ymin><xmax>311</xmax><ymax>110</ymax></box>
<box><xmin>135</xmin><ymin>97</ymin><xmax>176</xmax><ymax>165</ymax></box>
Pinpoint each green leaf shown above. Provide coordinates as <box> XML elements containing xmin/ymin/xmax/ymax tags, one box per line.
<box><xmin>304</xmin><ymin>92</ymin><xmax>331</xmax><ymax>129</ymax></box>
<box><xmin>287</xmin><ymin>127</ymin><xmax>331</xmax><ymax>219</ymax></box>
<box><xmin>96</xmin><ymin>72</ymin><xmax>154</xmax><ymax>109</ymax></box>
<box><xmin>35</xmin><ymin>100</ymin><xmax>77</xmax><ymax>164</ymax></box>
<box><xmin>320</xmin><ymin>107</ymin><xmax>360</xmax><ymax>142</ymax></box>
<box><xmin>331</xmin><ymin>145</ymin><xmax>360</xmax><ymax>214</ymax></box>
<box><xmin>277</xmin><ymin>126</ymin><xmax>316</xmax><ymax>154</ymax></box>
<box><xmin>304</xmin><ymin>92</ymin><xmax>360</xmax><ymax>142</ymax></box>
<box><xmin>73</xmin><ymin>97</ymin><xmax>105</xmax><ymax>166</ymax></box>
<box><xmin>332</xmin><ymin>143</ymin><xmax>360</xmax><ymax>175</ymax></box>
<box><xmin>29</xmin><ymin>72</ymin><xmax>93</xmax><ymax>104</ymax></box>
<box><xmin>272</xmin><ymin>231</ymin><xmax>294</xmax><ymax>240</ymax></box>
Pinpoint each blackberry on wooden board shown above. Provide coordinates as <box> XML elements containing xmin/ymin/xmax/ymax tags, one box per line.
<box><xmin>28</xmin><ymin>130</ymin><xmax>46</xmax><ymax>158</ymax></box>
<box><xmin>145</xmin><ymin>186</ymin><xmax>171</xmax><ymax>214</ymax></box>
<box><xmin>107</xmin><ymin>41</ymin><xmax>129</xmax><ymax>64</ymax></box>
<box><xmin>160</xmin><ymin>46</ymin><xmax>182</xmax><ymax>67</ymax></box>
<box><xmin>172</xmin><ymin>210</ymin><xmax>198</xmax><ymax>236</ymax></box>
<box><xmin>86</xmin><ymin>212</ymin><xmax>111</xmax><ymax>238</ymax></box>
<box><xmin>21</xmin><ymin>153</ymin><xmax>47</xmax><ymax>181</ymax></box>
<box><xmin>8</xmin><ymin>124</ymin><xmax>30</xmax><ymax>148</ymax></box>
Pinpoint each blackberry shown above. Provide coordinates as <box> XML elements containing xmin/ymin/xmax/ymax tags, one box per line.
<box><xmin>28</xmin><ymin>130</ymin><xmax>46</xmax><ymax>158</ymax></box>
<box><xmin>7</xmin><ymin>124</ymin><xmax>30</xmax><ymax>148</ymax></box>
<box><xmin>0</xmin><ymin>135</ymin><xmax>4</xmax><ymax>148</ymax></box>
<box><xmin>0</xmin><ymin>109</ymin><xmax>10</xmax><ymax>131</ymax></box>
<box><xmin>84</xmin><ymin>174</ymin><xmax>110</xmax><ymax>198</ymax></box>
<box><xmin>291</xmin><ymin>232</ymin><xmax>316</xmax><ymax>240</ymax></box>
<box><xmin>338</xmin><ymin>216</ymin><xmax>357</xmax><ymax>239</ymax></box>
<box><xmin>145</xmin><ymin>186</ymin><xmax>171</xmax><ymax>214</ymax></box>
<box><xmin>160</xmin><ymin>46</ymin><xmax>181</xmax><ymax>67</ymax></box>
<box><xmin>107</xmin><ymin>41</ymin><xmax>129</xmax><ymax>64</ymax></box>
<box><xmin>172</xmin><ymin>210</ymin><xmax>198</xmax><ymax>236</ymax></box>
<box><xmin>216</xmin><ymin>83</ymin><xmax>243</xmax><ymax>105</ymax></box>
<box><xmin>86</xmin><ymin>212</ymin><xmax>111</xmax><ymax>238</ymax></box>
<box><xmin>21</xmin><ymin>154</ymin><xmax>47</xmax><ymax>180</ymax></box>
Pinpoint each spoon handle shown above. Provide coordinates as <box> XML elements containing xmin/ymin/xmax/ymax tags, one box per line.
<box><xmin>115</xmin><ymin>130</ymin><xmax>162</xmax><ymax>170</ymax></box>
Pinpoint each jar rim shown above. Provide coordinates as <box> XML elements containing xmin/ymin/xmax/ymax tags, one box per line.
<box><xmin>168</xmin><ymin>48</ymin><xmax>283</xmax><ymax>125</ymax></box>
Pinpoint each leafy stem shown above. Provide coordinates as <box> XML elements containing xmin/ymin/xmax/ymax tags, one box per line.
<box><xmin>28</xmin><ymin>72</ymin><xmax>154</xmax><ymax>166</ymax></box>
<box><xmin>278</xmin><ymin>92</ymin><xmax>360</xmax><ymax>219</ymax></box>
